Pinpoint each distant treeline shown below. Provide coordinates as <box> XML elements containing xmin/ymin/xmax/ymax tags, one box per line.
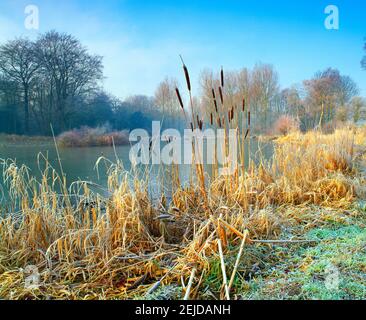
<box><xmin>0</xmin><ymin>31</ymin><xmax>365</xmax><ymax>137</ymax></box>
<box><xmin>0</xmin><ymin>31</ymin><xmax>171</xmax><ymax>136</ymax></box>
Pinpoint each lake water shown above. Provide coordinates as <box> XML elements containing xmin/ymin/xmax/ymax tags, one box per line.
<box><xmin>0</xmin><ymin>139</ymin><xmax>274</xmax><ymax>201</ymax></box>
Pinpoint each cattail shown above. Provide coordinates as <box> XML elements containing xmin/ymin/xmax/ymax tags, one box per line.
<box><xmin>219</xmin><ymin>87</ymin><xmax>224</xmax><ymax>104</ymax></box>
<box><xmin>210</xmin><ymin>113</ymin><xmax>213</xmax><ymax>126</ymax></box>
<box><xmin>222</xmin><ymin>116</ymin><xmax>225</xmax><ymax>126</ymax></box>
<box><xmin>183</xmin><ymin>65</ymin><xmax>191</xmax><ymax>91</ymax></box>
<box><xmin>231</xmin><ymin>107</ymin><xmax>234</xmax><ymax>121</ymax></box>
<box><xmin>190</xmin><ymin>122</ymin><xmax>194</xmax><ymax>131</ymax></box>
<box><xmin>221</xmin><ymin>67</ymin><xmax>224</xmax><ymax>88</ymax></box>
<box><xmin>196</xmin><ymin>114</ymin><xmax>200</xmax><ymax>127</ymax></box>
<box><xmin>180</xmin><ymin>55</ymin><xmax>191</xmax><ymax>92</ymax></box>
<box><xmin>214</xmin><ymin>99</ymin><xmax>218</xmax><ymax>113</ymax></box>
<box><xmin>245</xmin><ymin>128</ymin><xmax>250</xmax><ymax>139</ymax></box>
<box><xmin>212</xmin><ymin>88</ymin><xmax>218</xmax><ymax>113</ymax></box>
<box><xmin>199</xmin><ymin>120</ymin><xmax>203</xmax><ymax>130</ymax></box>
<box><xmin>242</xmin><ymin>98</ymin><xmax>245</xmax><ymax>112</ymax></box>
<box><xmin>218</xmin><ymin>117</ymin><xmax>222</xmax><ymax>128</ymax></box>
<box><xmin>228</xmin><ymin>111</ymin><xmax>231</xmax><ymax>123</ymax></box>
<box><xmin>176</xmin><ymin>88</ymin><xmax>184</xmax><ymax>110</ymax></box>
<box><xmin>248</xmin><ymin>111</ymin><xmax>251</xmax><ymax>127</ymax></box>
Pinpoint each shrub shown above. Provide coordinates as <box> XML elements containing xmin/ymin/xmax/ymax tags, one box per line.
<box><xmin>57</xmin><ymin>126</ymin><xmax>129</xmax><ymax>147</ymax></box>
<box><xmin>274</xmin><ymin>115</ymin><xmax>299</xmax><ymax>136</ymax></box>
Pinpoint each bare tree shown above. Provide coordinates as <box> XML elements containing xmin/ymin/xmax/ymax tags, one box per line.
<box><xmin>350</xmin><ymin>96</ymin><xmax>366</xmax><ymax>123</ymax></box>
<box><xmin>304</xmin><ymin>68</ymin><xmax>359</xmax><ymax>128</ymax></box>
<box><xmin>304</xmin><ymin>77</ymin><xmax>334</xmax><ymax>127</ymax></box>
<box><xmin>199</xmin><ymin>68</ymin><xmax>221</xmax><ymax>120</ymax></box>
<box><xmin>0</xmin><ymin>38</ymin><xmax>39</xmax><ymax>133</ymax></box>
<box><xmin>125</xmin><ymin>95</ymin><xmax>155</xmax><ymax>114</ymax></box>
<box><xmin>237</xmin><ymin>67</ymin><xmax>251</xmax><ymax>105</ymax></box>
<box><xmin>281</xmin><ymin>86</ymin><xmax>304</xmax><ymax>119</ymax></box>
<box><xmin>251</xmin><ymin>63</ymin><xmax>279</xmax><ymax>127</ymax></box>
<box><xmin>315</xmin><ymin>68</ymin><xmax>358</xmax><ymax>106</ymax></box>
<box><xmin>35</xmin><ymin>31</ymin><xmax>103</xmax><ymax>132</ymax></box>
<box><xmin>154</xmin><ymin>77</ymin><xmax>180</xmax><ymax>116</ymax></box>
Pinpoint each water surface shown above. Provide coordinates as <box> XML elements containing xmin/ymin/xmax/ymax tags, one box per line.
<box><xmin>0</xmin><ymin>140</ymin><xmax>274</xmax><ymax>202</ymax></box>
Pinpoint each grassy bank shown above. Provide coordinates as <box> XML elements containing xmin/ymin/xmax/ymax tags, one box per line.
<box><xmin>0</xmin><ymin>134</ymin><xmax>53</xmax><ymax>146</ymax></box>
<box><xmin>0</xmin><ymin>126</ymin><xmax>365</xmax><ymax>300</ymax></box>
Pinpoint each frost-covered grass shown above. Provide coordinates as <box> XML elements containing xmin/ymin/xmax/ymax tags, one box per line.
<box><xmin>237</xmin><ymin>208</ymin><xmax>366</xmax><ymax>300</ymax></box>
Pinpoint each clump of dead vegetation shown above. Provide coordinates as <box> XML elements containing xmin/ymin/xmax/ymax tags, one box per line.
<box><xmin>0</xmin><ymin>63</ymin><xmax>365</xmax><ymax>300</ymax></box>
<box><xmin>57</xmin><ymin>126</ymin><xmax>129</xmax><ymax>148</ymax></box>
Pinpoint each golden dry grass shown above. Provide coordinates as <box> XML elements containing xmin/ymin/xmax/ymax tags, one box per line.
<box><xmin>0</xmin><ymin>126</ymin><xmax>365</xmax><ymax>300</ymax></box>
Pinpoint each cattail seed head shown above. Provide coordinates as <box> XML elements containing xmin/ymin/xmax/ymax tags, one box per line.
<box><xmin>248</xmin><ymin>111</ymin><xmax>251</xmax><ymax>127</ymax></box>
<box><xmin>214</xmin><ymin>99</ymin><xmax>218</xmax><ymax>113</ymax></box>
<box><xmin>219</xmin><ymin>87</ymin><xmax>224</xmax><ymax>104</ymax></box>
<box><xmin>245</xmin><ymin>128</ymin><xmax>250</xmax><ymax>139</ymax></box>
<box><xmin>210</xmin><ymin>113</ymin><xmax>213</xmax><ymax>126</ymax></box>
<box><xmin>183</xmin><ymin>65</ymin><xmax>191</xmax><ymax>91</ymax></box>
<box><xmin>190</xmin><ymin>122</ymin><xmax>194</xmax><ymax>131</ymax></box>
<box><xmin>242</xmin><ymin>98</ymin><xmax>245</xmax><ymax>112</ymax></box>
<box><xmin>180</xmin><ymin>55</ymin><xmax>191</xmax><ymax>92</ymax></box>
<box><xmin>221</xmin><ymin>67</ymin><xmax>224</xmax><ymax>88</ymax></box>
<box><xmin>212</xmin><ymin>88</ymin><xmax>216</xmax><ymax>99</ymax></box>
<box><xmin>175</xmin><ymin>88</ymin><xmax>184</xmax><ymax>110</ymax></box>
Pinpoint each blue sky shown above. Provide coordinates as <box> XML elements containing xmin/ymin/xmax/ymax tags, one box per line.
<box><xmin>0</xmin><ymin>0</ymin><xmax>365</xmax><ymax>97</ymax></box>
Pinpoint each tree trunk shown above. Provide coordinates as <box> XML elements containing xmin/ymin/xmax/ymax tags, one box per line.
<box><xmin>24</xmin><ymin>85</ymin><xmax>29</xmax><ymax>134</ymax></box>
<box><xmin>318</xmin><ymin>102</ymin><xmax>324</xmax><ymax>129</ymax></box>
